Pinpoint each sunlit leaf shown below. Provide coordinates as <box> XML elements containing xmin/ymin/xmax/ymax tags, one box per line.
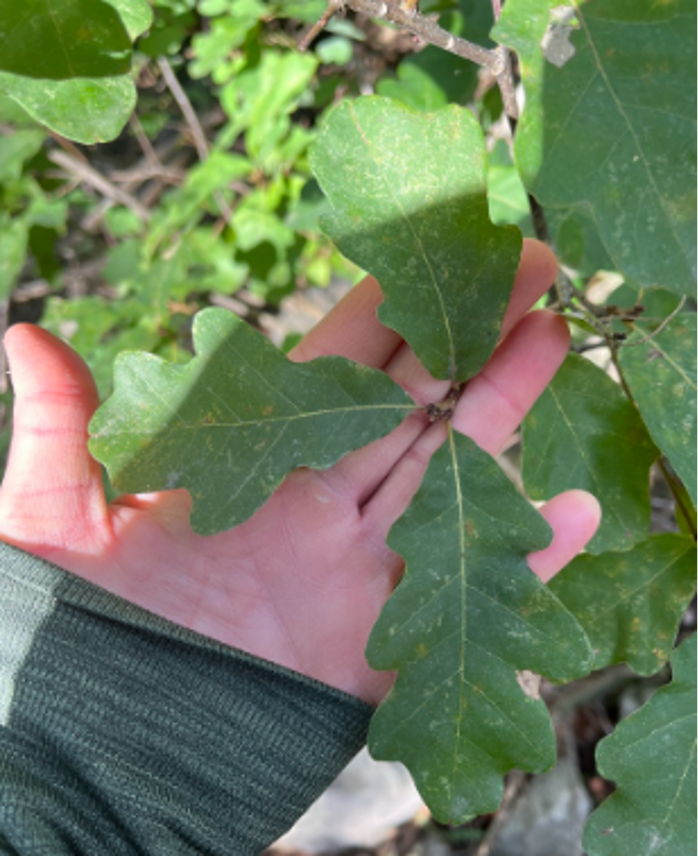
<box><xmin>219</xmin><ymin>50</ymin><xmax>318</xmax><ymax>165</ymax></box>
<box><xmin>619</xmin><ymin>313</ymin><xmax>697</xmax><ymax>505</ymax></box>
<box><xmin>549</xmin><ymin>534</ymin><xmax>697</xmax><ymax>675</ymax></box>
<box><xmin>367</xmin><ymin>429</ymin><xmax>591</xmax><ymax>823</ymax></box>
<box><xmin>0</xmin><ymin>0</ymin><xmax>152</xmax><ymax>143</ymax></box>
<box><xmin>521</xmin><ymin>354</ymin><xmax>659</xmax><ymax>553</ymax></box>
<box><xmin>89</xmin><ymin>308</ymin><xmax>414</xmax><ymax>534</ymax></box>
<box><xmin>0</xmin><ymin>130</ymin><xmax>45</xmax><ymax>183</ymax></box>
<box><xmin>494</xmin><ymin>0</ymin><xmax>696</xmax><ymax>295</ymax></box>
<box><xmin>584</xmin><ymin>635</ymin><xmax>697</xmax><ymax>856</ymax></box>
<box><xmin>311</xmin><ymin>97</ymin><xmax>522</xmax><ymax>383</ymax></box>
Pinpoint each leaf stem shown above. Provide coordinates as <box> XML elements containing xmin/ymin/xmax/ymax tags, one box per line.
<box><xmin>425</xmin><ymin>382</ymin><xmax>466</xmax><ymax>423</ymax></box>
<box><xmin>298</xmin><ymin>0</ymin><xmax>345</xmax><ymax>52</ymax></box>
<box><xmin>157</xmin><ymin>57</ymin><xmax>233</xmax><ymax>227</ymax></box>
<box><xmin>47</xmin><ymin>150</ymin><xmax>151</xmax><ymax>222</ymax></box>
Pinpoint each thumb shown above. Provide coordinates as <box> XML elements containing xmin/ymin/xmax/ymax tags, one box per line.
<box><xmin>0</xmin><ymin>324</ymin><xmax>107</xmax><ymax>551</ymax></box>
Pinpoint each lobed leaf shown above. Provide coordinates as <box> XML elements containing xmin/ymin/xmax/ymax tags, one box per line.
<box><xmin>521</xmin><ymin>353</ymin><xmax>659</xmax><ymax>553</ymax></box>
<box><xmin>366</xmin><ymin>429</ymin><xmax>591</xmax><ymax>823</ymax></box>
<box><xmin>619</xmin><ymin>313</ymin><xmax>697</xmax><ymax>505</ymax></box>
<box><xmin>0</xmin><ymin>0</ymin><xmax>152</xmax><ymax>143</ymax></box>
<box><xmin>549</xmin><ymin>534</ymin><xmax>697</xmax><ymax>675</ymax></box>
<box><xmin>494</xmin><ymin>0</ymin><xmax>696</xmax><ymax>295</ymax></box>
<box><xmin>310</xmin><ymin>97</ymin><xmax>522</xmax><ymax>383</ymax></box>
<box><xmin>89</xmin><ymin>308</ymin><xmax>414</xmax><ymax>535</ymax></box>
<box><xmin>584</xmin><ymin>635</ymin><xmax>697</xmax><ymax>856</ymax></box>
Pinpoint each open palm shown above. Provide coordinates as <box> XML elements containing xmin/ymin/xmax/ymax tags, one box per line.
<box><xmin>0</xmin><ymin>240</ymin><xmax>599</xmax><ymax>705</ymax></box>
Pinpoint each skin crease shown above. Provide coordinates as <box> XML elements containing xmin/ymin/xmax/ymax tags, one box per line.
<box><xmin>0</xmin><ymin>239</ymin><xmax>600</xmax><ymax>706</ymax></box>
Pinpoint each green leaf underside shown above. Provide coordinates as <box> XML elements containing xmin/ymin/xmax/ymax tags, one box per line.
<box><xmin>310</xmin><ymin>97</ymin><xmax>522</xmax><ymax>383</ymax></box>
<box><xmin>584</xmin><ymin>635</ymin><xmax>697</xmax><ymax>856</ymax></box>
<box><xmin>521</xmin><ymin>354</ymin><xmax>659</xmax><ymax>553</ymax></box>
<box><xmin>550</xmin><ymin>534</ymin><xmax>697</xmax><ymax>676</ymax></box>
<box><xmin>494</xmin><ymin>0</ymin><xmax>696</xmax><ymax>294</ymax></box>
<box><xmin>0</xmin><ymin>0</ymin><xmax>152</xmax><ymax>143</ymax></box>
<box><xmin>89</xmin><ymin>308</ymin><xmax>413</xmax><ymax>535</ymax></box>
<box><xmin>619</xmin><ymin>313</ymin><xmax>697</xmax><ymax>505</ymax></box>
<box><xmin>367</xmin><ymin>430</ymin><xmax>591</xmax><ymax>823</ymax></box>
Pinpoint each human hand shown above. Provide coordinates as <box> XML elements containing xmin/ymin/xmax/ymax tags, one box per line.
<box><xmin>0</xmin><ymin>239</ymin><xmax>599</xmax><ymax>705</ymax></box>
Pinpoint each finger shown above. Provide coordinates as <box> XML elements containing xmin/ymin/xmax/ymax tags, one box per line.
<box><xmin>452</xmin><ymin>310</ymin><xmax>569</xmax><ymax>455</ymax></box>
<box><xmin>527</xmin><ymin>490</ymin><xmax>602</xmax><ymax>582</ymax></box>
<box><xmin>0</xmin><ymin>324</ymin><xmax>107</xmax><ymax>547</ymax></box>
<box><xmin>298</xmin><ymin>240</ymin><xmax>559</xmax><ymax>506</ymax></box>
<box><xmin>290</xmin><ymin>239</ymin><xmax>557</xmax><ymax>373</ymax></box>
<box><xmin>383</xmin><ymin>238</ymin><xmax>558</xmax><ymax>403</ymax></box>
<box><xmin>500</xmin><ymin>238</ymin><xmax>558</xmax><ymax>339</ymax></box>
<box><xmin>363</xmin><ymin>310</ymin><xmax>569</xmax><ymax>528</ymax></box>
<box><xmin>289</xmin><ymin>275</ymin><xmax>402</xmax><ymax>367</ymax></box>
<box><xmin>320</xmin><ymin>410</ymin><xmax>431</xmax><ymax>506</ymax></box>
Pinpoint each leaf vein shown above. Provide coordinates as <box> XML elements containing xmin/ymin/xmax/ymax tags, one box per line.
<box><xmin>573</xmin><ymin>1</ymin><xmax>687</xmax><ymax>266</ymax></box>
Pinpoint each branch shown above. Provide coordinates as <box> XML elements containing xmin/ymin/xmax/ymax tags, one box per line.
<box><xmin>47</xmin><ymin>150</ymin><xmax>151</xmax><ymax>222</ymax></box>
<box><xmin>489</xmin><ymin>0</ymin><xmax>519</xmax><ymax>128</ymax></box>
<box><xmin>495</xmin><ymin>45</ymin><xmax>518</xmax><ymax>120</ymax></box>
<box><xmin>157</xmin><ymin>56</ymin><xmax>233</xmax><ymax>225</ymax></box>
<box><xmin>157</xmin><ymin>57</ymin><xmax>209</xmax><ymax>161</ymax></box>
<box><xmin>304</xmin><ymin>1</ymin><xmax>519</xmax><ymax>120</ymax></box>
<box><xmin>302</xmin><ymin>0</ymin><xmax>503</xmax><ymax>75</ymax></box>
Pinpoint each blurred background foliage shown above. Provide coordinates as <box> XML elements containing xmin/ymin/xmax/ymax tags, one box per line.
<box><xmin>0</xmin><ymin>0</ymin><xmax>688</xmax><ymax>451</ymax></box>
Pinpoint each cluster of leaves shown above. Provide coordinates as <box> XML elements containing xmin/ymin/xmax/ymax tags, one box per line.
<box><xmin>0</xmin><ymin>0</ymin><xmax>357</xmax><ymax>401</ymax></box>
<box><xmin>1</xmin><ymin>1</ymin><xmax>696</xmax><ymax>854</ymax></box>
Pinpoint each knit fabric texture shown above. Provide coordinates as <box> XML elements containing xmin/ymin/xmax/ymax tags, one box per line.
<box><xmin>0</xmin><ymin>541</ymin><xmax>373</xmax><ymax>855</ymax></box>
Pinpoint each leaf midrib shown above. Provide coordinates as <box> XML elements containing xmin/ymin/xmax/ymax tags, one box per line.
<box><xmin>627</xmin><ymin>325</ymin><xmax>697</xmax><ymax>391</ymax></box>
<box><xmin>587</xmin><ymin>544</ymin><xmax>695</xmax><ymax>624</ymax></box>
<box><xmin>347</xmin><ymin>101</ymin><xmax>458</xmax><ymax>378</ymax></box>
<box><xmin>94</xmin><ymin>403</ymin><xmax>415</xmax><ymax>437</ymax></box>
<box><xmin>448</xmin><ymin>427</ymin><xmax>468</xmax><ymax>805</ymax></box>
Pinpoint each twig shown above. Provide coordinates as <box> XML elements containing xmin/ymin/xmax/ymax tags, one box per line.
<box><xmin>302</xmin><ymin>0</ymin><xmax>503</xmax><ymax>74</ymax></box>
<box><xmin>157</xmin><ymin>57</ymin><xmax>210</xmax><ymax>161</ymax></box>
<box><xmin>109</xmin><ymin>166</ymin><xmax>184</xmax><ymax>184</ymax></box>
<box><xmin>47</xmin><ymin>131</ymin><xmax>89</xmax><ymax>163</ymax></box>
<box><xmin>298</xmin><ymin>0</ymin><xmax>345</xmax><ymax>51</ymax></box>
<box><xmin>300</xmin><ymin>2</ymin><xmax>518</xmax><ymax>118</ymax></box>
<box><xmin>80</xmin><ymin>134</ymin><xmax>190</xmax><ymax>232</ymax></box>
<box><xmin>494</xmin><ymin>45</ymin><xmax>518</xmax><ymax>120</ymax></box>
<box><xmin>157</xmin><ymin>56</ymin><xmax>233</xmax><ymax>225</ymax></box>
<box><xmin>490</xmin><ymin>1</ymin><xmax>518</xmax><ymax>120</ymax></box>
<box><xmin>472</xmin><ymin>771</ymin><xmax>528</xmax><ymax>856</ymax></box>
<box><xmin>521</xmin><ymin>192</ymin><xmax>580</xmax><ymax>307</ymax></box>
<box><xmin>129</xmin><ymin>113</ymin><xmax>162</xmax><ymax>168</ymax></box>
<box><xmin>47</xmin><ymin>150</ymin><xmax>151</xmax><ymax>221</ymax></box>
<box><xmin>620</xmin><ymin>296</ymin><xmax>687</xmax><ymax>348</ymax></box>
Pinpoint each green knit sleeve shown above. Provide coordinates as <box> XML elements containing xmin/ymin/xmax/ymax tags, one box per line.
<box><xmin>0</xmin><ymin>541</ymin><xmax>374</xmax><ymax>855</ymax></box>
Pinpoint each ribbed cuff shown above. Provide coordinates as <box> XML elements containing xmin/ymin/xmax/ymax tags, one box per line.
<box><xmin>0</xmin><ymin>541</ymin><xmax>373</xmax><ymax>855</ymax></box>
